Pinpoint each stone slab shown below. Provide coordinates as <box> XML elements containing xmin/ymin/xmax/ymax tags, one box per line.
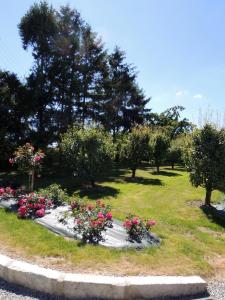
<box><xmin>0</xmin><ymin>254</ymin><xmax>208</xmax><ymax>299</ymax></box>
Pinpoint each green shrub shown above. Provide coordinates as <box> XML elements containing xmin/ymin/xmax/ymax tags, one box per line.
<box><xmin>38</xmin><ymin>184</ymin><xmax>69</xmax><ymax>205</ymax></box>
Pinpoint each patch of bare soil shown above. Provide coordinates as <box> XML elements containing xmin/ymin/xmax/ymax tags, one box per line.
<box><xmin>186</xmin><ymin>200</ymin><xmax>203</xmax><ymax>207</ymax></box>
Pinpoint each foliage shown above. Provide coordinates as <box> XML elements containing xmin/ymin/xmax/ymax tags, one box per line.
<box><xmin>61</xmin><ymin>126</ymin><xmax>114</xmax><ymax>186</ymax></box>
<box><xmin>120</xmin><ymin>125</ymin><xmax>150</xmax><ymax>178</ymax></box>
<box><xmin>17</xmin><ymin>192</ymin><xmax>53</xmax><ymax>219</ymax></box>
<box><xmin>9</xmin><ymin>143</ymin><xmax>45</xmax><ymax>191</ymax></box>
<box><xmin>123</xmin><ymin>214</ymin><xmax>156</xmax><ymax>243</ymax></box>
<box><xmin>149</xmin><ymin>131</ymin><xmax>170</xmax><ymax>172</ymax></box>
<box><xmin>38</xmin><ymin>184</ymin><xmax>68</xmax><ymax>206</ymax></box>
<box><xmin>70</xmin><ymin>199</ymin><xmax>113</xmax><ymax>244</ymax></box>
<box><xmin>187</xmin><ymin>124</ymin><xmax>225</xmax><ymax>205</ymax></box>
<box><xmin>167</xmin><ymin>136</ymin><xmax>185</xmax><ymax>169</ymax></box>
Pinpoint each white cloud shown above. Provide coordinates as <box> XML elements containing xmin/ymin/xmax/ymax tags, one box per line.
<box><xmin>176</xmin><ymin>90</ymin><xmax>188</xmax><ymax>97</ymax></box>
<box><xmin>193</xmin><ymin>94</ymin><xmax>203</xmax><ymax>99</ymax></box>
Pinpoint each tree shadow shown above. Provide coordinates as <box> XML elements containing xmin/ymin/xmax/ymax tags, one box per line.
<box><xmin>164</xmin><ymin>166</ymin><xmax>186</xmax><ymax>172</ymax></box>
<box><xmin>123</xmin><ymin>177</ymin><xmax>163</xmax><ymax>186</ymax></box>
<box><xmin>74</xmin><ymin>184</ymin><xmax>120</xmax><ymax>200</ymax></box>
<box><xmin>200</xmin><ymin>204</ymin><xmax>225</xmax><ymax>227</ymax></box>
<box><xmin>152</xmin><ymin>171</ymin><xmax>181</xmax><ymax>177</ymax></box>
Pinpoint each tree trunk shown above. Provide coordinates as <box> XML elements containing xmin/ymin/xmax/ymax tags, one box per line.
<box><xmin>91</xmin><ymin>179</ymin><xmax>95</xmax><ymax>188</ymax></box>
<box><xmin>131</xmin><ymin>169</ymin><xmax>136</xmax><ymax>178</ymax></box>
<box><xmin>156</xmin><ymin>165</ymin><xmax>160</xmax><ymax>173</ymax></box>
<box><xmin>171</xmin><ymin>162</ymin><xmax>174</xmax><ymax>170</ymax></box>
<box><xmin>205</xmin><ymin>189</ymin><xmax>212</xmax><ymax>206</ymax></box>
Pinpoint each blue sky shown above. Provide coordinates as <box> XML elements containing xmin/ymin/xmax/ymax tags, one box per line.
<box><xmin>0</xmin><ymin>0</ymin><xmax>225</xmax><ymax>124</ymax></box>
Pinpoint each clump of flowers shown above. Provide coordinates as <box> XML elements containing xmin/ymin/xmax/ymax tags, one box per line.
<box><xmin>9</xmin><ymin>143</ymin><xmax>45</xmax><ymax>191</ymax></box>
<box><xmin>17</xmin><ymin>193</ymin><xmax>52</xmax><ymax>219</ymax></box>
<box><xmin>123</xmin><ymin>214</ymin><xmax>156</xmax><ymax>243</ymax></box>
<box><xmin>69</xmin><ymin>199</ymin><xmax>113</xmax><ymax>244</ymax></box>
<box><xmin>0</xmin><ymin>186</ymin><xmax>17</xmax><ymax>199</ymax></box>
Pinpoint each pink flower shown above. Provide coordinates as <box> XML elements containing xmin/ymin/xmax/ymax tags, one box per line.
<box><xmin>18</xmin><ymin>206</ymin><xmax>27</xmax><ymax>217</ymax></box>
<box><xmin>146</xmin><ymin>220</ymin><xmax>156</xmax><ymax>227</ymax></box>
<box><xmin>35</xmin><ymin>209</ymin><xmax>45</xmax><ymax>218</ymax></box>
<box><xmin>34</xmin><ymin>156</ymin><xmax>41</xmax><ymax>162</ymax></box>
<box><xmin>132</xmin><ymin>217</ymin><xmax>139</xmax><ymax>225</ymax></box>
<box><xmin>123</xmin><ymin>220</ymin><xmax>132</xmax><ymax>229</ymax></box>
<box><xmin>9</xmin><ymin>158</ymin><xmax>13</xmax><ymax>164</ymax></box>
<box><xmin>28</xmin><ymin>203</ymin><xmax>34</xmax><ymax>209</ymax></box>
<box><xmin>39</xmin><ymin>197</ymin><xmax>46</xmax><ymax>204</ymax></box>
<box><xmin>0</xmin><ymin>188</ymin><xmax>5</xmax><ymax>196</ymax></box>
<box><xmin>97</xmin><ymin>212</ymin><xmax>104</xmax><ymax>219</ymax></box>
<box><xmin>18</xmin><ymin>198</ymin><xmax>27</xmax><ymax>206</ymax></box>
<box><xmin>106</xmin><ymin>212</ymin><xmax>112</xmax><ymax>220</ymax></box>
<box><xmin>87</xmin><ymin>204</ymin><xmax>94</xmax><ymax>211</ymax></box>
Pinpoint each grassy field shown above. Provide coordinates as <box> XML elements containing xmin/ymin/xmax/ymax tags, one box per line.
<box><xmin>0</xmin><ymin>165</ymin><xmax>225</xmax><ymax>278</ymax></box>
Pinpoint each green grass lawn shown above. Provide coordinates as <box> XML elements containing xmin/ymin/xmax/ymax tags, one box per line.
<box><xmin>0</xmin><ymin>165</ymin><xmax>225</xmax><ymax>278</ymax></box>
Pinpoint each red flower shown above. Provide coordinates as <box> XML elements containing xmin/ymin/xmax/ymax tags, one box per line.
<box><xmin>39</xmin><ymin>197</ymin><xmax>46</xmax><ymax>204</ymax></box>
<box><xmin>0</xmin><ymin>188</ymin><xmax>5</xmax><ymax>196</ymax></box>
<box><xmin>18</xmin><ymin>198</ymin><xmax>27</xmax><ymax>206</ymax></box>
<box><xmin>132</xmin><ymin>217</ymin><xmax>139</xmax><ymax>225</ymax></box>
<box><xmin>18</xmin><ymin>206</ymin><xmax>27</xmax><ymax>217</ymax></box>
<box><xmin>123</xmin><ymin>220</ymin><xmax>132</xmax><ymax>229</ymax></box>
<box><xmin>146</xmin><ymin>220</ymin><xmax>156</xmax><ymax>227</ymax></box>
<box><xmin>106</xmin><ymin>212</ymin><xmax>112</xmax><ymax>220</ymax></box>
<box><xmin>35</xmin><ymin>209</ymin><xmax>45</xmax><ymax>218</ymax></box>
<box><xmin>87</xmin><ymin>204</ymin><xmax>94</xmax><ymax>211</ymax></box>
<box><xmin>34</xmin><ymin>156</ymin><xmax>41</xmax><ymax>162</ymax></box>
<box><xmin>97</xmin><ymin>212</ymin><xmax>104</xmax><ymax>219</ymax></box>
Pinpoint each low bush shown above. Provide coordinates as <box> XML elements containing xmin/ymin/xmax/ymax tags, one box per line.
<box><xmin>17</xmin><ymin>193</ymin><xmax>53</xmax><ymax>218</ymax></box>
<box><xmin>123</xmin><ymin>214</ymin><xmax>156</xmax><ymax>243</ymax></box>
<box><xmin>38</xmin><ymin>184</ymin><xmax>68</xmax><ymax>206</ymax></box>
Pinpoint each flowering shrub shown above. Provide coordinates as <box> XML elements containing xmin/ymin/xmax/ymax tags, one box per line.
<box><xmin>17</xmin><ymin>193</ymin><xmax>52</xmax><ymax>219</ymax></box>
<box><xmin>9</xmin><ymin>143</ymin><xmax>45</xmax><ymax>191</ymax></box>
<box><xmin>69</xmin><ymin>199</ymin><xmax>113</xmax><ymax>244</ymax></box>
<box><xmin>0</xmin><ymin>186</ymin><xmax>17</xmax><ymax>199</ymax></box>
<box><xmin>38</xmin><ymin>184</ymin><xmax>68</xmax><ymax>206</ymax></box>
<box><xmin>123</xmin><ymin>214</ymin><xmax>156</xmax><ymax>243</ymax></box>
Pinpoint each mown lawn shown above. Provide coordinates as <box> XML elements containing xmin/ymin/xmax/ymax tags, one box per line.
<box><xmin>0</xmin><ymin>165</ymin><xmax>225</xmax><ymax>278</ymax></box>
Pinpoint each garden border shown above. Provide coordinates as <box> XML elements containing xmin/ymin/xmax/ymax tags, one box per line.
<box><xmin>0</xmin><ymin>254</ymin><xmax>208</xmax><ymax>299</ymax></box>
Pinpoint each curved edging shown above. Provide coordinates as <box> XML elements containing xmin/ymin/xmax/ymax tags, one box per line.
<box><xmin>0</xmin><ymin>254</ymin><xmax>207</xmax><ymax>299</ymax></box>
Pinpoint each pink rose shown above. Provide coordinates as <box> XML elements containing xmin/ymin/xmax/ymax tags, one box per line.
<box><xmin>39</xmin><ymin>197</ymin><xmax>46</xmax><ymax>204</ymax></box>
<box><xmin>18</xmin><ymin>206</ymin><xmax>27</xmax><ymax>217</ymax></box>
<box><xmin>0</xmin><ymin>188</ymin><xmax>5</xmax><ymax>196</ymax></box>
<box><xmin>34</xmin><ymin>156</ymin><xmax>41</xmax><ymax>162</ymax></box>
<box><xmin>18</xmin><ymin>198</ymin><xmax>27</xmax><ymax>206</ymax></box>
<box><xmin>97</xmin><ymin>212</ymin><xmax>104</xmax><ymax>219</ymax></box>
<box><xmin>132</xmin><ymin>217</ymin><xmax>139</xmax><ymax>225</ymax></box>
<box><xmin>9</xmin><ymin>158</ymin><xmax>13</xmax><ymax>164</ymax></box>
<box><xmin>123</xmin><ymin>220</ymin><xmax>132</xmax><ymax>229</ymax></box>
<box><xmin>106</xmin><ymin>212</ymin><xmax>112</xmax><ymax>220</ymax></box>
<box><xmin>147</xmin><ymin>220</ymin><xmax>156</xmax><ymax>227</ymax></box>
<box><xmin>35</xmin><ymin>209</ymin><xmax>45</xmax><ymax>218</ymax></box>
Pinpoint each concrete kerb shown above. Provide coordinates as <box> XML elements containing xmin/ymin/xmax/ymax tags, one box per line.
<box><xmin>0</xmin><ymin>254</ymin><xmax>207</xmax><ymax>299</ymax></box>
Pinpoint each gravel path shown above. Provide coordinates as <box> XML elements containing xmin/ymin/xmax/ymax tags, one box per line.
<box><xmin>0</xmin><ymin>277</ymin><xmax>225</xmax><ymax>299</ymax></box>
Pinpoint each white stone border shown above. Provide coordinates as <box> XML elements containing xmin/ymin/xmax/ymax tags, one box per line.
<box><xmin>0</xmin><ymin>254</ymin><xmax>207</xmax><ymax>299</ymax></box>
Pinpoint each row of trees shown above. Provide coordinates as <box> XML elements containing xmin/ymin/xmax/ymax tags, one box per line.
<box><xmin>0</xmin><ymin>1</ymin><xmax>193</xmax><ymax>165</ymax></box>
<box><xmin>61</xmin><ymin>123</ymin><xmax>225</xmax><ymax>206</ymax></box>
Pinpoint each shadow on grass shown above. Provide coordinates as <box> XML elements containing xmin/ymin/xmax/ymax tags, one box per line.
<box><xmin>152</xmin><ymin>171</ymin><xmax>181</xmax><ymax>177</ymax></box>
<box><xmin>164</xmin><ymin>166</ymin><xmax>186</xmax><ymax>172</ymax></box>
<box><xmin>123</xmin><ymin>177</ymin><xmax>163</xmax><ymax>186</ymax></box>
<box><xmin>74</xmin><ymin>184</ymin><xmax>120</xmax><ymax>200</ymax></box>
<box><xmin>201</xmin><ymin>204</ymin><xmax>225</xmax><ymax>227</ymax></box>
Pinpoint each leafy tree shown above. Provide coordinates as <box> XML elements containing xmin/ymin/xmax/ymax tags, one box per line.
<box><xmin>187</xmin><ymin>124</ymin><xmax>225</xmax><ymax>205</ymax></box>
<box><xmin>150</xmin><ymin>131</ymin><xmax>170</xmax><ymax>172</ymax></box>
<box><xmin>167</xmin><ymin>136</ymin><xmax>185</xmax><ymax>169</ymax></box>
<box><xmin>18</xmin><ymin>1</ymin><xmax>58</xmax><ymax>146</ymax></box>
<box><xmin>61</xmin><ymin>126</ymin><xmax>114</xmax><ymax>187</ymax></box>
<box><xmin>0</xmin><ymin>70</ymin><xmax>30</xmax><ymax>164</ymax></box>
<box><xmin>120</xmin><ymin>125</ymin><xmax>150</xmax><ymax>178</ymax></box>
<box><xmin>102</xmin><ymin>47</ymin><xmax>150</xmax><ymax>139</ymax></box>
<box><xmin>148</xmin><ymin>106</ymin><xmax>193</xmax><ymax>138</ymax></box>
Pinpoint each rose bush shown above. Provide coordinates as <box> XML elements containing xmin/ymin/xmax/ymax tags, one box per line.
<box><xmin>9</xmin><ymin>143</ymin><xmax>45</xmax><ymax>191</ymax></box>
<box><xmin>0</xmin><ymin>186</ymin><xmax>17</xmax><ymax>199</ymax></box>
<box><xmin>69</xmin><ymin>199</ymin><xmax>113</xmax><ymax>244</ymax></box>
<box><xmin>17</xmin><ymin>193</ymin><xmax>53</xmax><ymax>219</ymax></box>
<box><xmin>123</xmin><ymin>214</ymin><xmax>156</xmax><ymax>242</ymax></box>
